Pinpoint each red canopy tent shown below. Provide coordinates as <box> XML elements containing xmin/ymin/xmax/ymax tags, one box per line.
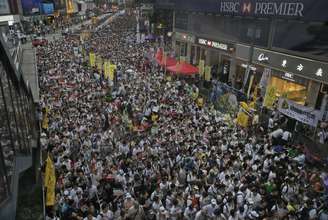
<box><xmin>156</xmin><ymin>56</ymin><xmax>178</xmax><ymax>67</ymax></box>
<box><xmin>167</xmin><ymin>62</ymin><xmax>199</xmax><ymax>75</ymax></box>
<box><xmin>154</xmin><ymin>48</ymin><xmax>177</xmax><ymax>67</ymax></box>
<box><xmin>155</xmin><ymin>48</ymin><xmax>163</xmax><ymax>61</ymax></box>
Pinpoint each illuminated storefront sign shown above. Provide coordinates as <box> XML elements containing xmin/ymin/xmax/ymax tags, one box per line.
<box><xmin>220</xmin><ymin>1</ymin><xmax>304</xmax><ymax>17</ymax></box>
<box><xmin>253</xmin><ymin>48</ymin><xmax>328</xmax><ymax>83</ymax></box>
<box><xmin>172</xmin><ymin>0</ymin><xmax>328</xmax><ymax>22</ymax></box>
<box><xmin>197</xmin><ymin>38</ymin><xmax>234</xmax><ymax>52</ymax></box>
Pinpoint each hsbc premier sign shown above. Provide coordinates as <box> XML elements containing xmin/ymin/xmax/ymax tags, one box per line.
<box><xmin>173</xmin><ymin>0</ymin><xmax>328</xmax><ymax>22</ymax></box>
<box><xmin>220</xmin><ymin>1</ymin><xmax>304</xmax><ymax>17</ymax></box>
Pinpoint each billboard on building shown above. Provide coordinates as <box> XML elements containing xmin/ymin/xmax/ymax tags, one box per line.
<box><xmin>42</xmin><ymin>3</ymin><xmax>54</xmax><ymax>15</ymax></box>
<box><xmin>0</xmin><ymin>0</ymin><xmax>10</xmax><ymax>15</ymax></box>
<box><xmin>21</xmin><ymin>0</ymin><xmax>41</xmax><ymax>15</ymax></box>
<box><xmin>173</xmin><ymin>0</ymin><xmax>328</xmax><ymax>22</ymax></box>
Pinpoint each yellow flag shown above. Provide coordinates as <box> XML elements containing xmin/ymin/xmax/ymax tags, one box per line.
<box><xmin>109</xmin><ymin>64</ymin><xmax>117</xmax><ymax>81</ymax></box>
<box><xmin>204</xmin><ymin>66</ymin><xmax>211</xmax><ymax>81</ymax></box>
<box><xmin>104</xmin><ymin>61</ymin><xmax>111</xmax><ymax>79</ymax></box>
<box><xmin>96</xmin><ymin>56</ymin><xmax>103</xmax><ymax>72</ymax></box>
<box><xmin>89</xmin><ymin>52</ymin><xmax>95</xmax><ymax>67</ymax></box>
<box><xmin>44</xmin><ymin>155</ymin><xmax>56</xmax><ymax>206</ymax></box>
<box><xmin>198</xmin><ymin>60</ymin><xmax>205</xmax><ymax>77</ymax></box>
<box><xmin>41</xmin><ymin>107</ymin><xmax>49</xmax><ymax>130</ymax></box>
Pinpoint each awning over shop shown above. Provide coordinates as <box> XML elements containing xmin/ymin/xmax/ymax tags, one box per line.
<box><xmin>155</xmin><ymin>48</ymin><xmax>163</xmax><ymax>61</ymax></box>
<box><xmin>154</xmin><ymin>48</ymin><xmax>178</xmax><ymax>67</ymax></box>
<box><xmin>156</xmin><ymin>56</ymin><xmax>178</xmax><ymax>67</ymax></box>
<box><xmin>167</xmin><ymin>62</ymin><xmax>199</xmax><ymax>75</ymax></box>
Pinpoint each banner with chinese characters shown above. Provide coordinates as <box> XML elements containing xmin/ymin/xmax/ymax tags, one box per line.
<box><xmin>278</xmin><ymin>98</ymin><xmax>322</xmax><ymax>127</ymax></box>
<box><xmin>253</xmin><ymin>48</ymin><xmax>328</xmax><ymax>83</ymax></box>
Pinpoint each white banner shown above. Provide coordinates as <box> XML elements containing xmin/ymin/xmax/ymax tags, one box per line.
<box><xmin>278</xmin><ymin>98</ymin><xmax>322</xmax><ymax>127</ymax></box>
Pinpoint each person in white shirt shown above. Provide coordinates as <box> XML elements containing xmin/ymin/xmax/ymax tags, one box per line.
<box><xmin>282</xmin><ymin>130</ymin><xmax>292</xmax><ymax>145</ymax></box>
<box><xmin>269</xmin><ymin>128</ymin><xmax>283</xmax><ymax>145</ymax></box>
<box><xmin>268</xmin><ymin>116</ymin><xmax>274</xmax><ymax>131</ymax></box>
<box><xmin>97</xmin><ymin>204</ymin><xmax>114</xmax><ymax>220</ymax></box>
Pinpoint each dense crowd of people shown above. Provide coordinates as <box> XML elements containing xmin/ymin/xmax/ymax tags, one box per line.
<box><xmin>38</xmin><ymin>12</ymin><xmax>328</xmax><ymax>220</ymax></box>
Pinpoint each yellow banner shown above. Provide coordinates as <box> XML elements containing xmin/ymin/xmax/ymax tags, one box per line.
<box><xmin>41</xmin><ymin>107</ymin><xmax>49</xmax><ymax>130</ymax></box>
<box><xmin>89</xmin><ymin>52</ymin><xmax>95</xmax><ymax>67</ymax></box>
<box><xmin>263</xmin><ymin>85</ymin><xmax>277</xmax><ymax>108</ymax></box>
<box><xmin>96</xmin><ymin>56</ymin><xmax>103</xmax><ymax>72</ymax></box>
<box><xmin>204</xmin><ymin>66</ymin><xmax>211</xmax><ymax>81</ymax></box>
<box><xmin>198</xmin><ymin>60</ymin><xmax>205</xmax><ymax>77</ymax></box>
<box><xmin>44</xmin><ymin>155</ymin><xmax>56</xmax><ymax>206</ymax></box>
<box><xmin>104</xmin><ymin>61</ymin><xmax>111</xmax><ymax>79</ymax></box>
<box><xmin>109</xmin><ymin>64</ymin><xmax>117</xmax><ymax>81</ymax></box>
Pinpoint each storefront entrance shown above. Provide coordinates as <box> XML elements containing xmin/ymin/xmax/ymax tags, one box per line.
<box><xmin>190</xmin><ymin>45</ymin><xmax>206</xmax><ymax>65</ymax></box>
<box><xmin>268</xmin><ymin>76</ymin><xmax>308</xmax><ymax>105</ymax></box>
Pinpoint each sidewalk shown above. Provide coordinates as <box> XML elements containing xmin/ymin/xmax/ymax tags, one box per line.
<box><xmin>21</xmin><ymin>43</ymin><xmax>39</xmax><ymax>103</ymax></box>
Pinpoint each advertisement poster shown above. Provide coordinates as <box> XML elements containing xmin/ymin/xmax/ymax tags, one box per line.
<box><xmin>278</xmin><ymin>98</ymin><xmax>321</xmax><ymax>127</ymax></box>
<box><xmin>41</xmin><ymin>3</ymin><xmax>54</xmax><ymax>15</ymax></box>
<box><xmin>22</xmin><ymin>0</ymin><xmax>41</xmax><ymax>15</ymax></box>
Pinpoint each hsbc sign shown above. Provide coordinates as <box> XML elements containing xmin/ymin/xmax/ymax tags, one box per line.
<box><xmin>220</xmin><ymin>1</ymin><xmax>304</xmax><ymax>17</ymax></box>
<box><xmin>173</xmin><ymin>0</ymin><xmax>328</xmax><ymax>21</ymax></box>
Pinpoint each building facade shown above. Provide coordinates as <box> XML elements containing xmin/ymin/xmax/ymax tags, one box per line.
<box><xmin>0</xmin><ymin>26</ymin><xmax>39</xmax><ymax>220</ymax></box>
<box><xmin>156</xmin><ymin>0</ymin><xmax>328</xmax><ymax>127</ymax></box>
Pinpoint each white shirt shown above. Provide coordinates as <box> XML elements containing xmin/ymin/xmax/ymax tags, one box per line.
<box><xmin>270</xmin><ymin>129</ymin><xmax>283</xmax><ymax>139</ymax></box>
<box><xmin>282</xmin><ymin>131</ymin><xmax>292</xmax><ymax>141</ymax></box>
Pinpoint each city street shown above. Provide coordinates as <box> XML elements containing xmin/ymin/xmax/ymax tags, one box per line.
<box><xmin>36</xmin><ymin>9</ymin><xmax>328</xmax><ymax>220</ymax></box>
<box><xmin>0</xmin><ymin>1</ymin><xmax>328</xmax><ymax>220</ymax></box>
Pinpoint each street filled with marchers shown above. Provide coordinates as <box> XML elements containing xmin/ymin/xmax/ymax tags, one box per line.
<box><xmin>38</xmin><ymin>12</ymin><xmax>328</xmax><ymax>220</ymax></box>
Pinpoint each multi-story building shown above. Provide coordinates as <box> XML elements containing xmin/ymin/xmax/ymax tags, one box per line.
<box><xmin>156</xmin><ymin>0</ymin><xmax>328</xmax><ymax>129</ymax></box>
<box><xmin>0</xmin><ymin>26</ymin><xmax>40</xmax><ymax>220</ymax></box>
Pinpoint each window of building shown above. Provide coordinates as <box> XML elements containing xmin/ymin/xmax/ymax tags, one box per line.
<box><xmin>0</xmin><ymin>64</ymin><xmax>14</xmax><ymax>189</ymax></box>
<box><xmin>1</xmin><ymin>67</ymin><xmax>21</xmax><ymax>154</ymax></box>
<box><xmin>273</xmin><ymin>21</ymin><xmax>328</xmax><ymax>61</ymax></box>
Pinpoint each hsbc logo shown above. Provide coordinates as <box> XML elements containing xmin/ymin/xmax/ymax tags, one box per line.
<box><xmin>242</xmin><ymin>2</ymin><xmax>252</xmax><ymax>14</ymax></box>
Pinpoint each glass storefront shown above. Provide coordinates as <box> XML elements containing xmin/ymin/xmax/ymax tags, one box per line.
<box><xmin>190</xmin><ymin>45</ymin><xmax>206</xmax><ymax>65</ymax></box>
<box><xmin>175</xmin><ymin>41</ymin><xmax>188</xmax><ymax>59</ymax></box>
<box><xmin>268</xmin><ymin>76</ymin><xmax>308</xmax><ymax>105</ymax></box>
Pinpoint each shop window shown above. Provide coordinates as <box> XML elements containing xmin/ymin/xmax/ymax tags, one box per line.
<box><xmin>235</xmin><ymin>64</ymin><xmax>246</xmax><ymax>90</ymax></box>
<box><xmin>9</xmin><ymin>81</ymin><xmax>26</xmax><ymax>153</ymax></box>
<box><xmin>180</xmin><ymin>42</ymin><xmax>187</xmax><ymax>57</ymax></box>
<box><xmin>1</xmin><ymin>69</ymin><xmax>21</xmax><ymax>154</ymax></box>
<box><xmin>269</xmin><ymin>76</ymin><xmax>307</xmax><ymax>105</ymax></box>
